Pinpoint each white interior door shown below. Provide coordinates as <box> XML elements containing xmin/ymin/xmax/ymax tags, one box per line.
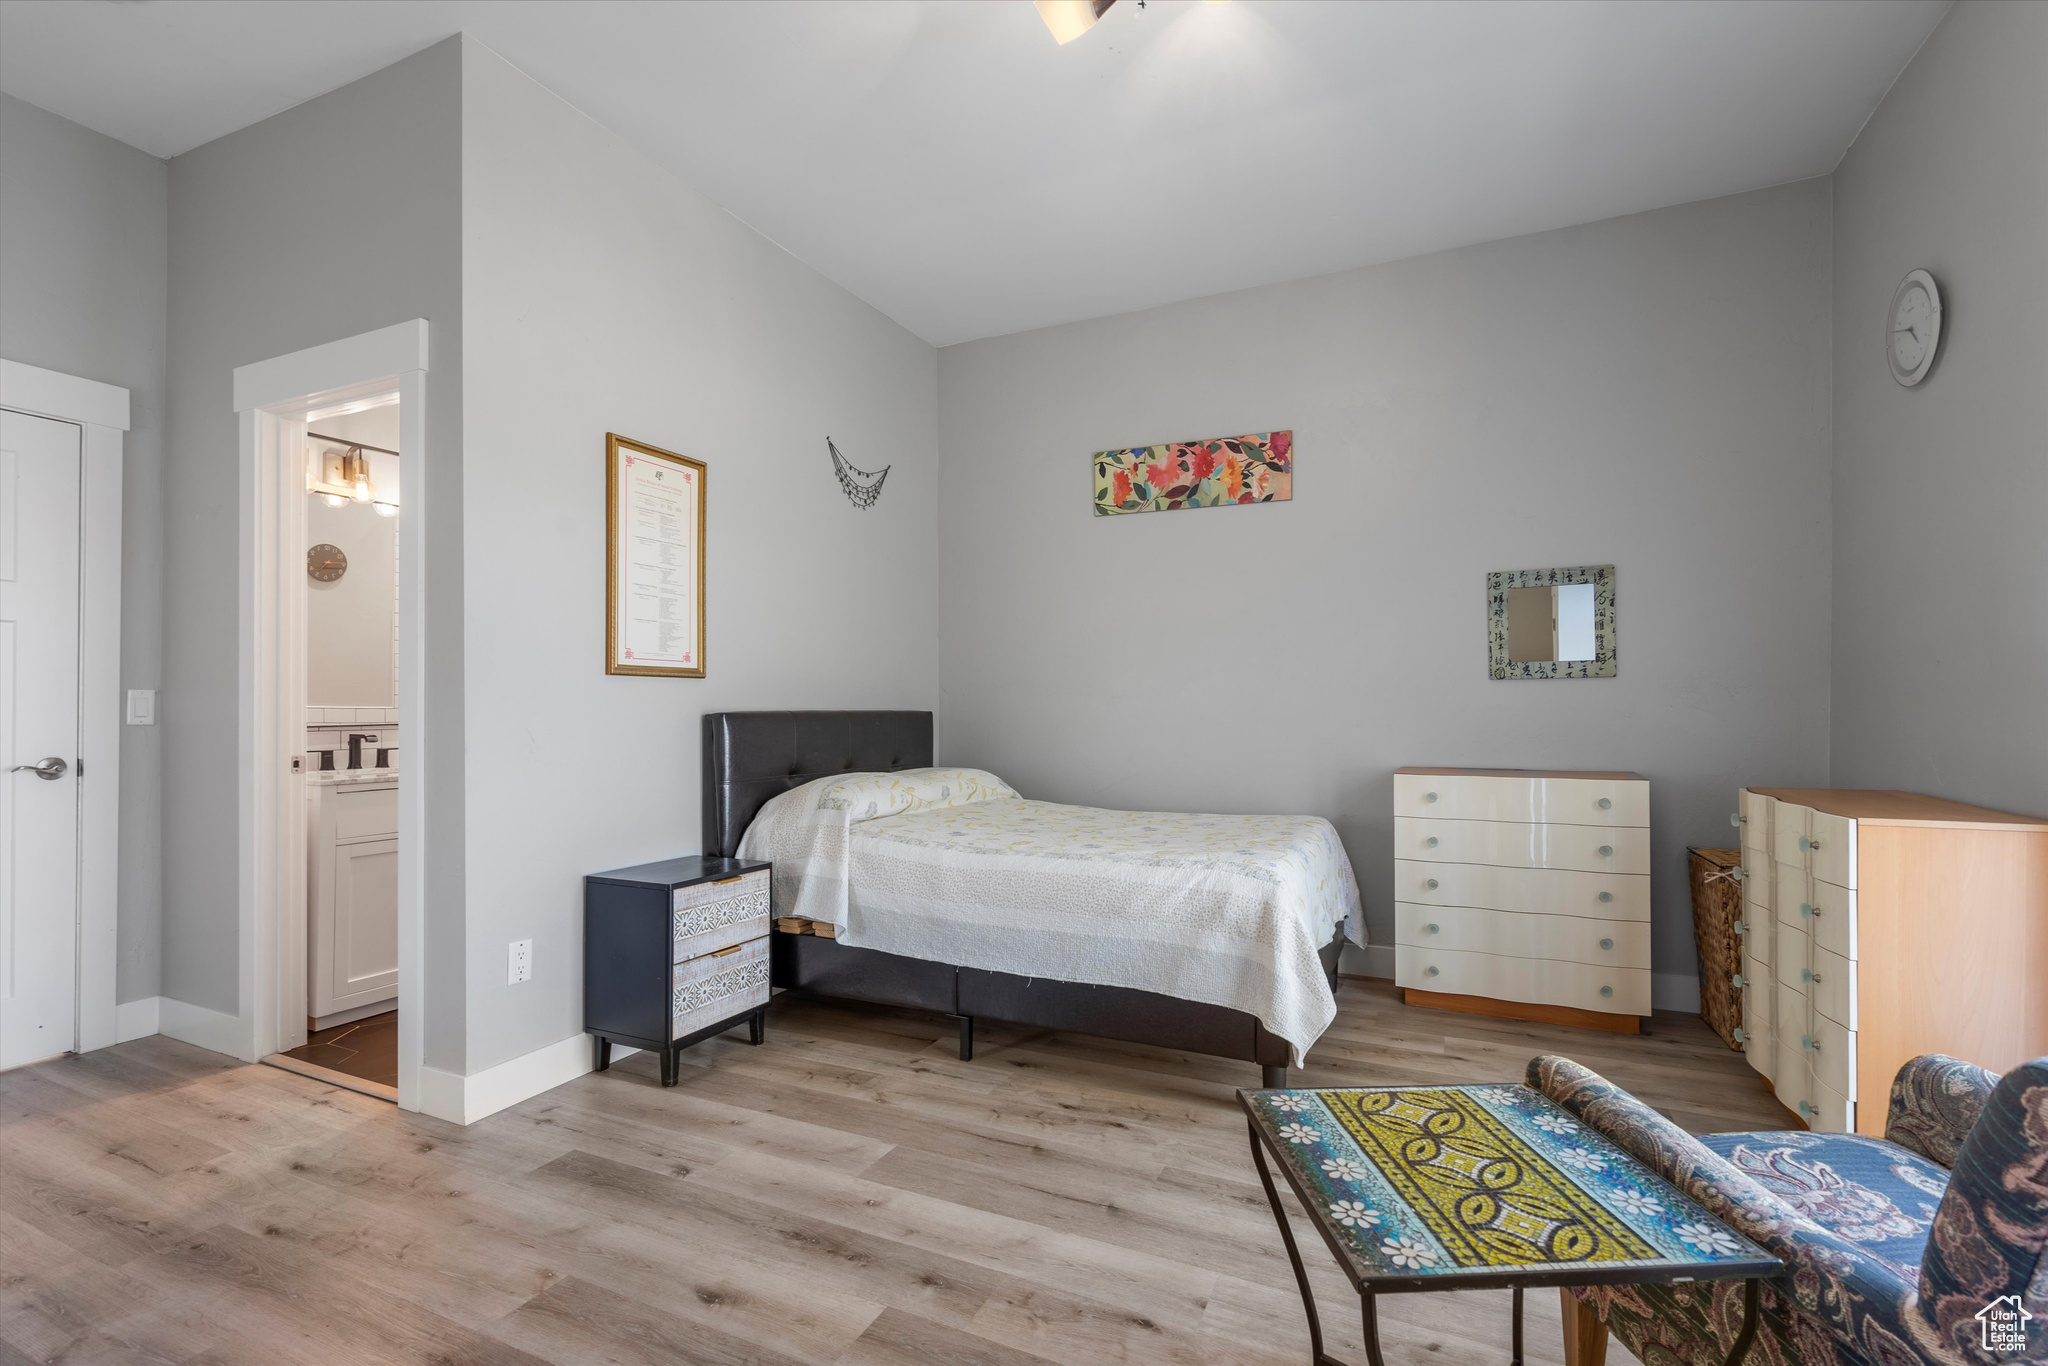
<box><xmin>1</xmin><ymin>409</ymin><xmax>82</xmax><ymax>1069</ymax></box>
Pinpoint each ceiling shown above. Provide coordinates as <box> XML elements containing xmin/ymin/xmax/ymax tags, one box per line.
<box><xmin>0</xmin><ymin>0</ymin><xmax>1946</xmax><ymax>346</ymax></box>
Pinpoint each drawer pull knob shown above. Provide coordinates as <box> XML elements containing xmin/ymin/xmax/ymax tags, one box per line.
<box><xmin>1426</xmin><ymin>878</ymin><xmax>1439</xmax><ymax>890</ymax></box>
<box><xmin>1731</xmin><ymin>972</ymin><xmax>1745</xmax><ymax>987</ymax></box>
<box><xmin>1424</xmin><ymin>791</ymin><xmax>1438</xmax><ymax>803</ymax></box>
<box><xmin>1734</xmin><ymin>919</ymin><xmax>1747</xmax><ymax>935</ymax></box>
<box><xmin>1732</xmin><ymin>1026</ymin><xmax>1746</xmax><ymax>1043</ymax></box>
<box><xmin>1597</xmin><ymin>798</ymin><xmax>1612</xmax><ymax>810</ymax></box>
<box><xmin>709</xmin><ymin>943</ymin><xmax>746</xmax><ymax>958</ymax></box>
<box><xmin>1798</xmin><ymin>1100</ymin><xmax>1813</xmax><ymax>1118</ymax></box>
<box><xmin>1425</xmin><ymin>923</ymin><xmax>1440</xmax><ymax>934</ymax></box>
<box><xmin>1600</xmin><ymin>938</ymin><xmax>1615</xmax><ymax>951</ymax></box>
<box><xmin>1810</xmin><ymin>972</ymin><xmax>1821</xmax><ymax>984</ymax></box>
<box><xmin>1425</xmin><ymin>836</ymin><xmax>1439</xmax><ymax>849</ymax></box>
<box><xmin>1730</xmin><ymin>812</ymin><xmax>1743</xmax><ymax>828</ymax></box>
<box><xmin>1599</xmin><ymin>985</ymin><xmax>1614</xmax><ymax>998</ymax></box>
<box><xmin>1801</xmin><ymin>1035</ymin><xmax>1816</xmax><ymax>1052</ymax></box>
<box><xmin>1425</xmin><ymin>965</ymin><xmax>1440</xmax><ymax>977</ymax></box>
<box><xmin>1598</xmin><ymin>891</ymin><xmax>1614</xmax><ymax>903</ymax></box>
<box><xmin>1800</xmin><ymin>967</ymin><xmax>1813</xmax><ymax>984</ymax></box>
<box><xmin>1598</xmin><ymin>845</ymin><xmax>1614</xmax><ymax>857</ymax></box>
<box><xmin>1800</xmin><ymin>903</ymin><xmax>1814</xmax><ymax>919</ymax></box>
<box><xmin>1798</xmin><ymin>835</ymin><xmax>1812</xmax><ymax>851</ymax></box>
<box><xmin>1731</xmin><ymin>866</ymin><xmax>1746</xmax><ymax>880</ymax></box>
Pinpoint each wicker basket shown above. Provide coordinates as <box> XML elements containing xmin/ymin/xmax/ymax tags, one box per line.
<box><xmin>1688</xmin><ymin>847</ymin><xmax>1745</xmax><ymax>1050</ymax></box>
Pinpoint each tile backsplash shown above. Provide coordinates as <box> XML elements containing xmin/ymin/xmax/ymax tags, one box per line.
<box><xmin>304</xmin><ymin>717</ymin><xmax>399</xmax><ymax>773</ymax></box>
<box><xmin>306</xmin><ymin>706</ymin><xmax>400</xmax><ymax>725</ymax></box>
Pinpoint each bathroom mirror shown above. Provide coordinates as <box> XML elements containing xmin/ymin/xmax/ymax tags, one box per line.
<box><xmin>1487</xmin><ymin>565</ymin><xmax>1615</xmax><ymax>679</ymax></box>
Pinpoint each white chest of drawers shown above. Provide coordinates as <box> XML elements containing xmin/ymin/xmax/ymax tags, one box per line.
<box><xmin>1734</xmin><ymin>788</ymin><xmax>2048</xmax><ymax>1136</ymax></box>
<box><xmin>1395</xmin><ymin>768</ymin><xmax>1652</xmax><ymax>1030</ymax></box>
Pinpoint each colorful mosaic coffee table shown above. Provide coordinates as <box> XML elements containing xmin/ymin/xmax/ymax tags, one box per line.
<box><xmin>1242</xmin><ymin>1085</ymin><xmax>1781</xmax><ymax>1366</ymax></box>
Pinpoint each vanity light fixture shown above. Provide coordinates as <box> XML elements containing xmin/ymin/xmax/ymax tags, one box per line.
<box><xmin>373</xmin><ymin>501</ymin><xmax>399</xmax><ymax>518</ymax></box>
<box><xmin>306</xmin><ymin>431</ymin><xmax>400</xmax><ymax>512</ymax></box>
<box><xmin>343</xmin><ymin>449</ymin><xmax>372</xmax><ymax>502</ymax></box>
<box><xmin>1035</xmin><ymin>0</ymin><xmax>1119</xmax><ymax>45</ymax></box>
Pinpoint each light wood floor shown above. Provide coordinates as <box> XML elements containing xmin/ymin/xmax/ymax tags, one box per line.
<box><xmin>1</xmin><ymin>978</ymin><xmax>1795</xmax><ymax>1366</ymax></box>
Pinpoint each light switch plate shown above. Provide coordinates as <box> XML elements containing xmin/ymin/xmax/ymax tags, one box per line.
<box><xmin>508</xmin><ymin>938</ymin><xmax>533</xmax><ymax>985</ymax></box>
<box><xmin>125</xmin><ymin>689</ymin><xmax>156</xmax><ymax>725</ymax></box>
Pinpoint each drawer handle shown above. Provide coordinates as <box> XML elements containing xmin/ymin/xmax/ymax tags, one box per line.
<box><xmin>1734</xmin><ymin>919</ymin><xmax>1747</xmax><ymax>935</ymax></box>
<box><xmin>1599</xmin><ymin>985</ymin><xmax>1614</xmax><ymax>998</ymax></box>
<box><xmin>1425</xmin><ymin>965</ymin><xmax>1440</xmax><ymax>977</ymax></box>
<box><xmin>1424</xmin><ymin>791</ymin><xmax>1438</xmax><ymax>803</ymax></box>
<box><xmin>1797</xmin><ymin>1100</ymin><xmax>1813</xmax><ymax>1118</ymax></box>
<box><xmin>1731</xmin><ymin>866</ymin><xmax>1746</xmax><ymax>881</ymax></box>
<box><xmin>1599</xmin><ymin>938</ymin><xmax>1614</xmax><ymax>951</ymax></box>
<box><xmin>1731</xmin><ymin>972</ymin><xmax>1745</xmax><ymax>987</ymax></box>
<box><xmin>1597</xmin><ymin>845</ymin><xmax>1614</xmax><ymax>858</ymax></box>
<box><xmin>1598</xmin><ymin>891</ymin><xmax>1614</xmax><ymax>904</ymax></box>
<box><xmin>1732</xmin><ymin>1026</ymin><xmax>1746</xmax><ymax>1043</ymax></box>
<box><xmin>1730</xmin><ymin>812</ymin><xmax>1743</xmax><ymax>828</ymax></box>
<box><xmin>1426</xmin><ymin>878</ymin><xmax>1440</xmax><ymax>891</ymax></box>
<box><xmin>1425</xmin><ymin>923</ymin><xmax>1440</xmax><ymax>934</ymax></box>
<box><xmin>1798</xmin><ymin>836</ymin><xmax>1812</xmax><ymax>852</ymax></box>
<box><xmin>709</xmin><ymin>943</ymin><xmax>746</xmax><ymax>958</ymax></box>
<box><xmin>1801</xmin><ymin>1034</ymin><xmax>1816</xmax><ymax>1052</ymax></box>
<box><xmin>1424</xmin><ymin>836</ymin><xmax>1439</xmax><ymax>849</ymax></box>
<box><xmin>1597</xmin><ymin>797</ymin><xmax>1612</xmax><ymax>810</ymax></box>
<box><xmin>1800</xmin><ymin>903</ymin><xmax>1814</xmax><ymax>919</ymax></box>
<box><xmin>712</xmin><ymin>874</ymin><xmax>748</xmax><ymax>885</ymax></box>
<box><xmin>1800</xmin><ymin>967</ymin><xmax>1816</xmax><ymax>984</ymax></box>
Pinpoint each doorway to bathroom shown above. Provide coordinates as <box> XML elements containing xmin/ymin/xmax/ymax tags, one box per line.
<box><xmin>269</xmin><ymin>403</ymin><xmax>402</xmax><ymax>1099</ymax></box>
<box><xmin>232</xmin><ymin>321</ymin><xmax>427</xmax><ymax>1110</ymax></box>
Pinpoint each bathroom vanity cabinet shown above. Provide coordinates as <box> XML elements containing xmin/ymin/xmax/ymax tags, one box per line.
<box><xmin>307</xmin><ymin>774</ymin><xmax>399</xmax><ymax>1024</ymax></box>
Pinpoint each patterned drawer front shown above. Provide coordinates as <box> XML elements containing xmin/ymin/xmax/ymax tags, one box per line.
<box><xmin>1739</xmin><ymin>790</ymin><xmax>1774</xmax><ymax>854</ymax></box>
<box><xmin>1397</xmin><ymin>944</ymin><xmax>1649</xmax><ymax>1015</ymax></box>
<box><xmin>1395</xmin><ymin>903</ymin><xmax>1650</xmax><ymax>969</ymax></box>
<box><xmin>1394</xmin><ymin>860</ymin><xmax>1649</xmax><ymax>921</ymax></box>
<box><xmin>1773</xmin><ymin>802</ymin><xmax>1810</xmax><ymax>870</ymax></box>
<box><xmin>1808</xmin><ymin>811</ymin><xmax>1855</xmax><ymax>890</ymax></box>
<box><xmin>672</xmin><ymin>874</ymin><xmax>772</xmax><ymax>964</ymax></box>
<box><xmin>1394</xmin><ymin>773</ymin><xmax>1647</xmax><ymax>827</ymax></box>
<box><xmin>671</xmin><ymin>934</ymin><xmax>770</xmax><ymax>1039</ymax></box>
<box><xmin>1394</xmin><ymin>817</ymin><xmax>1649</xmax><ymax>875</ymax></box>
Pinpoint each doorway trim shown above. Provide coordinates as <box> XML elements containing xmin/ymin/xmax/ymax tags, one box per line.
<box><xmin>231</xmin><ymin>320</ymin><xmax>427</xmax><ymax>1110</ymax></box>
<box><xmin>0</xmin><ymin>357</ymin><xmax>128</xmax><ymax>1058</ymax></box>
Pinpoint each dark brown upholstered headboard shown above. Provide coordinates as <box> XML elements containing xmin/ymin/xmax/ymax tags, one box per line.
<box><xmin>701</xmin><ymin>711</ymin><xmax>934</xmax><ymax>859</ymax></box>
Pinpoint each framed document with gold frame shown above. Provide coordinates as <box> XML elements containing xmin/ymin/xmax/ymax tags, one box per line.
<box><xmin>606</xmin><ymin>433</ymin><xmax>706</xmax><ymax>677</ymax></box>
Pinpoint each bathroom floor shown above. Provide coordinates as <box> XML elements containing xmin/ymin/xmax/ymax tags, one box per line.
<box><xmin>278</xmin><ymin>1010</ymin><xmax>397</xmax><ymax>1087</ymax></box>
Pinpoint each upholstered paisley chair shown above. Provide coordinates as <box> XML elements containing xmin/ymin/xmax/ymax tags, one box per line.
<box><xmin>1526</xmin><ymin>1053</ymin><xmax>2047</xmax><ymax>1366</ymax></box>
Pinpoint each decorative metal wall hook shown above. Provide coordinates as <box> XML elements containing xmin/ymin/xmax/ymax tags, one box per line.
<box><xmin>828</xmin><ymin>437</ymin><xmax>889</xmax><ymax>510</ymax></box>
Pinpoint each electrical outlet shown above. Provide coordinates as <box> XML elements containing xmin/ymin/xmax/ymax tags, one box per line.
<box><xmin>508</xmin><ymin>938</ymin><xmax>533</xmax><ymax>985</ymax></box>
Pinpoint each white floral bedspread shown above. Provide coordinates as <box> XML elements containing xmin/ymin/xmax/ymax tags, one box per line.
<box><xmin>739</xmin><ymin>770</ymin><xmax>1364</xmax><ymax>1065</ymax></box>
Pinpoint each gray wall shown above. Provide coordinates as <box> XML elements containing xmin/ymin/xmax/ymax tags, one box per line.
<box><xmin>455</xmin><ymin>42</ymin><xmax>941</xmax><ymax>1073</ymax></box>
<box><xmin>935</xmin><ymin>180</ymin><xmax>1836</xmax><ymax>1004</ymax></box>
<box><xmin>162</xmin><ymin>40</ymin><xmax>464</xmax><ymax>1042</ymax></box>
<box><xmin>0</xmin><ymin>92</ymin><xmax>167</xmax><ymax>1006</ymax></box>
<box><xmin>1829</xmin><ymin>0</ymin><xmax>2048</xmax><ymax>817</ymax></box>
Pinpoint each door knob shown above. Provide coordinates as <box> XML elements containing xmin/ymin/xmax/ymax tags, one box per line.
<box><xmin>9</xmin><ymin>757</ymin><xmax>66</xmax><ymax>781</ymax></box>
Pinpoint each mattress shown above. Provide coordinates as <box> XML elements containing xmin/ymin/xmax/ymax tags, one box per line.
<box><xmin>739</xmin><ymin>768</ymin><xmax>1364</xmax><ymax>1065</ymax></box>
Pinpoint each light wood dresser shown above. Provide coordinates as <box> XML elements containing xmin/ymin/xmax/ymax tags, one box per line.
<box><xmin>1395</xmin><ymin>767</ymin><xmax>1652</xmax><ymax>1032</ymax></box>
<box><xmin>1733</xmin><ymin>788</ymin><xmax>2048</xmax><ymax>1136</ymax></box>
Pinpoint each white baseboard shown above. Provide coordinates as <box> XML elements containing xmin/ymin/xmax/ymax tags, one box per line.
<box><xmin>416</xmin><ymin>1031</ymin><xmax>616</xmax><ymax>1126</ymax></box>
<box><xmin>115</xmin><ymin>996</ymin><xmax>161</xmax><ymax>1042</ymax></box>
<box><xmin>1652</xmin><ymin>972</ymin><xmax>1702</xmax><ymax>1014</ymax></box>
<box><xmin>1340</xmin><ymin>942</ymin><xmax>1394</xmax><ymax>980</ymax></box>
<box><xmin>158</xmin><ymin>996</ymin><xmax>250</xmax><ymax>1059</ymax></box>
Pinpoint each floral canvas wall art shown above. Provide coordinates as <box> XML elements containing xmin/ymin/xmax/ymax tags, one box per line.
<box><xmin>1093</xmin><ymin>430</ymin><xmax>1292</xmax><ymax>516</ymax></box>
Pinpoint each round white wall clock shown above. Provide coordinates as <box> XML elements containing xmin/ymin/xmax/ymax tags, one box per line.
<box><xmin>1888</xmin><ymin>269</ymin><xmax>1942</xmax><ymax>387</ymax></box>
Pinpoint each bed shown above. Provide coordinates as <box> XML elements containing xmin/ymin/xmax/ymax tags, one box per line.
<box><xmin>704</xmin><ymin>710</ymin><xmax>1360</xmax><ymax>1086</ymax></box>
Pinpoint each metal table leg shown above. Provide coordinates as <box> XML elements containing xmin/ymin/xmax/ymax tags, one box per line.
<box><xmin>1512</xmin><ymin>1284</ymin><xmax>1524</xmax><ymax>1366</ymax></box>
<box><xmin>1721</xmin><ymin>1279</ymin><xmax>1761</xmax><ymax>1366</ymax></box>
<box><xmin>1249</xmin><ymin>1119</ymin><xmax>1348</xmax><ymax>1366</ymax></box>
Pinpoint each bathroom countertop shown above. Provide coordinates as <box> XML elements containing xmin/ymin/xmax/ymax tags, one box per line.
<box><xmin>307</xmin><ymin>769</ymin><xmax>398</xmax><ymax>787</ymax></box>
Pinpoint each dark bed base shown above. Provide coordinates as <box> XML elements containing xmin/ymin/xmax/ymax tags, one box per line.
<box><xmin>705</xmin><ymin>710</ymin><xmax>1343</xmax><ymax>1087</ymax></box>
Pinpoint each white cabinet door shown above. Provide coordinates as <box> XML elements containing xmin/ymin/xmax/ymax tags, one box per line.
<box><xmin>313</xmin><ymin>836</ymin><xmax>398</xmax><ymax>1017</ymax></box>
<box><xmin>1</xmin><ymin>411</ymin><xmax>81</xmax><ymax>1069</ymax></box>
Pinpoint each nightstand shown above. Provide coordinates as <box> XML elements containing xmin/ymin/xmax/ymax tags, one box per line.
<box><xmin>584</xmin><ymin>855</ymin><xmax>772</xmax><ymax>1086</ymax></box>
